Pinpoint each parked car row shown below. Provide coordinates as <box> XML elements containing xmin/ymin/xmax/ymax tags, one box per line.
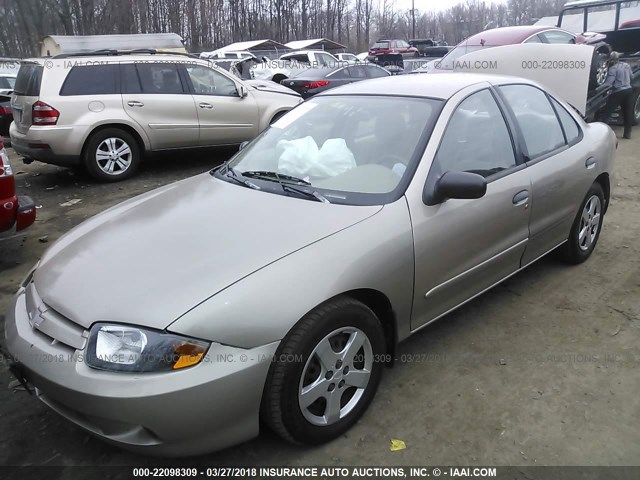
<box><xmin>9</xmin><ymin>52</ymin><xmax>302</xmax><ymax>181</ymax></box>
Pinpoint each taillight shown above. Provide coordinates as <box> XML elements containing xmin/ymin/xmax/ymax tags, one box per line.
<box><xmin>32</xmin><ymin>101</ymin><xmax>60</xmax><ymax>126</ymax></box>
<box><xmin>303</xmin><ymin>80</ymin><xmax>330</xmax><ymax>89</ymax></box>
<box><xmin>0</xmin><ymin>106</ymin><xmax>11</xmax><ymax>115</ymax></box>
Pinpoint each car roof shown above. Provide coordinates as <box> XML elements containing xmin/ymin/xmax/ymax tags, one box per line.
<box><xmin>462</xmin><ymin>26</ymin><xmax>566</xmax><ymax>46</ymax></box>
<box><xmin>318</xmin><ymin>72</ymin><xmax>537</xmax><ymax>100</ymax></box>
<box><xmin>563</xmin><ymin>0</ymin><xmax>615</xmax><ymax>8</ymax></box>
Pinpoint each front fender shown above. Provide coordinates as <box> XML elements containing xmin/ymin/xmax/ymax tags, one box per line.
<box><xmin>168</xmin><ymin>199</ymin><xmax>415</xmax><ymax>348</ymax></box>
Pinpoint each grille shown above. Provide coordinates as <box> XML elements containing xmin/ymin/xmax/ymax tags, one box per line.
<box><xmin>25</xmin><ymin>282</ymin><xmax>88</xmax><ymax>351</ymax></box>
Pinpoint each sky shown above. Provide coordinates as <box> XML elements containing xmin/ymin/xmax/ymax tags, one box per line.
<box><xmin>395</xmin><ymin>0</ymin><xmax>507</xmax><ymax>13</ymax></box>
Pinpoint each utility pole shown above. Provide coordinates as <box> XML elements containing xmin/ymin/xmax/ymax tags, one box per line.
<box><xmin>412</xmin><ymin>0</ymin><xmax>416</xmax><ymax>38</ymax></box>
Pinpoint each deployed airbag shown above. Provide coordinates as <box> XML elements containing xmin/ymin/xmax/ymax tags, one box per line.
<box><xmin>277</xmin><ymin>136</ymin><xmax>356</xmax><ymax>177</ymax></box>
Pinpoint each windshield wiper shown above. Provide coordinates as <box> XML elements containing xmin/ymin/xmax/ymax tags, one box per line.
<box><xmin>281</xmin><ymin>183</ymin><xmax>331</xmax><ymax>204</ymax></box>
<box><xmin>241</xmin><ymin>170</ymin><xmax>330</xmax><ymax>203</ymax></box>
<box><xmin>241</xmin><ymin>170</ymin><xmax>311</xmax><ymax>185</ymax></box>
<box><xmin>223</xmin><ymin>165</ymin><xmax>261</xmax><ymax>190</ymax></box>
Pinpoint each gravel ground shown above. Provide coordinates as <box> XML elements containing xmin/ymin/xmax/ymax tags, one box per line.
<box><xmin>0</xmin><ymin>129</ymin><xmax>638</xmax><ymax>468</ymax></box>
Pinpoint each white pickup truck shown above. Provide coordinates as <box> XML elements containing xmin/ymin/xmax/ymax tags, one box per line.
<box><xmin>251</xmin><ymin>50</ymin><xmax>341</xmax><ymax>83</ymax></box>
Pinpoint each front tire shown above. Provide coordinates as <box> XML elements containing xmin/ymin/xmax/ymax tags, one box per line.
<box><xmin>262</xmin><ymin>297</ymin><xmax>386</xmax><ymax>445</ymax></box>
<box><xmin>83</xmin><ymin>128</ymin><xmax>141</xmax><ymax>182</ymax></box>
<box><xmin>560</xmin><ymin>183</ymin><xmax>605</xmax><ymax>264</ymax></box>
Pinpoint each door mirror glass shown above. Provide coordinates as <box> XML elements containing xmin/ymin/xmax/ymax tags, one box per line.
<box><xmin>425</xmin><ymin>171</ymin><xmax>487</xmax><ymax>205</ymax></box>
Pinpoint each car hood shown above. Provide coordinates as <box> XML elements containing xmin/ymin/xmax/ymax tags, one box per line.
<box><xmin>34</xmin><ymin>173</ymin><xmax>381</xmax><ymax>330</ymax></box>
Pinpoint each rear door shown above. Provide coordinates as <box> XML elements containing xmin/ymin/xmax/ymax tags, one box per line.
<box><xmin>10</xmin><ymin>62</ymin><xmax>43</xmax><ymax>134</ymax></box>
<box><xmin>183</xmin><ymin>64</ymin><xmax>259</xmax><ymax>146</ymax></box>
<box><xmin>121</xmin><ymin>62</ymin><xmax>199</xmax><ymax>150</ymax></box>
<box><xmin>497</xmin><ymin>84</ymin><xmax>594</xmax><ymax>265</ymax></box>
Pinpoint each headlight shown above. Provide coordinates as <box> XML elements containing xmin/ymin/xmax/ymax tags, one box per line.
<box><xmin>86</xmin><ymin>323</ymin><xmax>210</xmax><ymax>373</ymax></box>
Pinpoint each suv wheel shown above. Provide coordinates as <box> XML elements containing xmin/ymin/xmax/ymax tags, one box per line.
<box><xmin>84</xmin><ymin>128</ymin><xmax>140</xmax><ymax>182</ymax></box>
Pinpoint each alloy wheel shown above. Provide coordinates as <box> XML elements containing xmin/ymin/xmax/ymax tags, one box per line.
<box><xmin>578</xmin><ymin>195</ymin><xmax>601</xmax><ymax>251</ymax></box>
<box><xmin>95</xmin><ymin>137</ymin><xmax>132</xmax><ymax>175</ymax></box>
<box><xmin>298</xmin><ymin>327</ymin><xmax>373</xmax><ymax>426</ymax></box>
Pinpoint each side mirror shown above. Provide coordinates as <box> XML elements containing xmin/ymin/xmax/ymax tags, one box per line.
<box><xmin>238</xmin><ymin>85</ymin><xmax>248</xmax><ymax>98</ymax></box>
<box><xmin>239</xmin><ymin>141</ymin><xmax>249</xmax><ymax>150</ymax></box>
<box><xmin>423</xmin><ymin>171</ymin><xmax>487</xmax><ymax>206</ymax></box>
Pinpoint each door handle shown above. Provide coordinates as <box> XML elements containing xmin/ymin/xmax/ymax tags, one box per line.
<box><xmin>199</xmin><ymin>102</ymin><xmax>214</xmax><ymax>109</ymax></box>
<box><xmin>585</xmin><ymin>157</ymin><xmax>596</xmax><ymax>170</ymax></box>
<box><xmin>512</xmin><ymin>190</ymin><xmax>529</xmax><ymax>206</ymax></box>
<box><xmin>127</xmin><ymin>101</ymin><xmax>144</xmax><ymax>107</ymax></box>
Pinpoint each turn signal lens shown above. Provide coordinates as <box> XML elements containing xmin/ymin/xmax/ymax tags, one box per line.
<box><xmin>173</xmin><ymin>342</ymin><xmax>207</xmax><ymax>370</ymax></box>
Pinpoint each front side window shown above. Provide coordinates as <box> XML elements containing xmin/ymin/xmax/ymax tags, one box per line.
<box><xmin>499</xmin><ymin>84</ymin><xmax>565</xmax><ymax>159</ymax></box>
<box><xmin>524</xmin><ymin>34</ymin><xmax>543</xmax><ymax>43</ymax></box>
<box><xmin>186</xmin><ymin>65</ymin><xmax>238</xmax><ymax>96</ymax></box>
<box><xmin>60</xmin><ymin>65</ymin><xmax>118</xmax><ymax>96</ymax></box>
<box><xmin>220</xmin><ymin>95</ymin><xmax>442</xmax><ymax>205</ymax></box>
<box><xmin>136</xmin><ymin>63</ymin><xmax>185</xmax><ymax>94</ymax></box>
<box><xmin>432</xmin><ymin>89</ymin><xmax>516</xmax><ymax>178</ymax></box>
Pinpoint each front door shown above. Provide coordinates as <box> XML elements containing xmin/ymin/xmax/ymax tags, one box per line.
<box><xmin>183</xmin><ymin>64</ymin><xmax>259</xmax><ymax>146</ymax></box>
<box><xmin>409</xmin><ymin>88</ymin><xmax>532</xmax><ymax>329</ymax></box>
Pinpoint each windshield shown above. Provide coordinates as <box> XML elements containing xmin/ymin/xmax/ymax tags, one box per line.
<box><xmin>220</xmin><ymin>95</ymin><xmax>442</xmax><ymax>205</ymax></box>
<box><xmin>434</xmin><ymin>44</ymin><xmax>487</xmax><ymax>70</ymax></box>
<box><xmin>371</xmin><ymin>42</ymin><xmax>390</xmax><ymax>49</ymax></box>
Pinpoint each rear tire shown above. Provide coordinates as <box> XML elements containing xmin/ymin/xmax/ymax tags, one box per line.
<box><xmin>560</xmin><ymin>183</ymin><xmax>605</xmax><ymax>264</ymax></box>
<box><xmin>83</xmin><ymin>128</ymin><xmax>141</xmax><ymax>182</ymax></box>
<box><xmin>262</xmin><ymin>297</ymin><xmax>386</xmax><ymax>445</ymax></box>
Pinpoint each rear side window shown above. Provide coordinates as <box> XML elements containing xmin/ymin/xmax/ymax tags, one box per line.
<box><xmin>499</xmin><ymin>84</ymin><xmax>565</xmax><ymax>160</ymax></box>
<box><xmin>366</xmin><ymin>65</ymin><xmax>389</xmax><ymax>78</ymax></box>
<box><xmin>136</xmin><ymin>63</ymin><xmax>185</xmax><ymax>94</ymax></box>
<box><xmin>551</xmin><ymin>98</ymin><xmax>581</xmax><ymax>144</ymax></box>
<box><xmin>14</xmin><ymin>64</ymin><xmax>43</xmax><ymax>96</ymax></box>
<box><xmin>60</xmin><ymin>65</ymin><xmax>118</xmax><ymax>96</ymax></box>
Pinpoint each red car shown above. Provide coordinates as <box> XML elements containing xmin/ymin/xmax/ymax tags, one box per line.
<box><xmin>430</xmin><ymin>26</ymin><xmax>611</xmax><ymax>89</ymax></box>
<box><xmin>368</xmin><ymin>39</ymin><xmax>419</xmax><ymax>59</ymax></box>
<box><xmin>0</xmin><ymin>136</ymin><xmax>35</xmax><ymax>233</ymax></box>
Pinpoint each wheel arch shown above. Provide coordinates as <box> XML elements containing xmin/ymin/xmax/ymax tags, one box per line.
<box><xmin>271</xmin><ymin>73</ymin><xmax>288</xmax><ymax>84</ymax></box>
<box><xmin>81</xmin><ymin>123</ymin><xmax>148</xmax><ymax>161</ymax></box>
<box><xmin>341</xmin><ymin>288</ymin><xmax>397</xmax><ymax>365</ymax></box>
<box><xmin>595</xmin><ymin>172</ymin><xmax>610</xmax><ymax>213</ymax></box>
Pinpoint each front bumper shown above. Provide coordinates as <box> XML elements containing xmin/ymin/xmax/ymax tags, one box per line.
<box><xmin>5</xmin><ymin>286</ymin><xmax>279</xmax><ymax>456</ymax></box>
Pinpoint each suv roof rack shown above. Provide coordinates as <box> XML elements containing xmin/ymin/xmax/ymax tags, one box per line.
<box><xmin>52</xmin><ymin>49</ymin><xmax>199</xmax><ymax>59</ymax></box>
